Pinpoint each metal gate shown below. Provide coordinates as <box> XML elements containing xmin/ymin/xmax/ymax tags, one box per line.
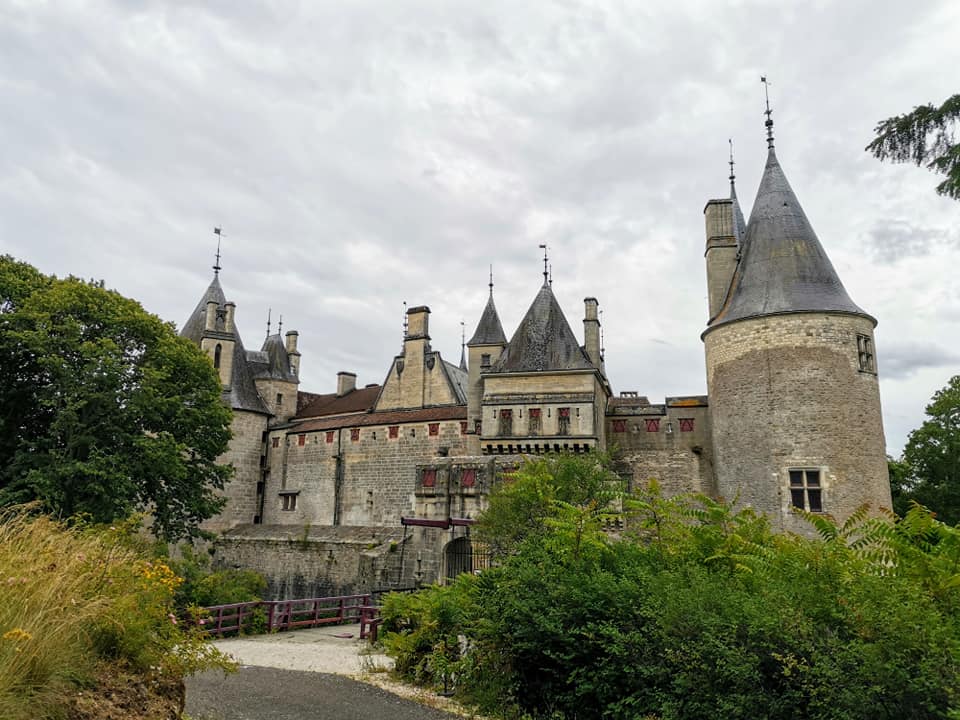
<box><xmin>444</xmin><ymin>536</ymin><xmax>491</xmax><ymax>581</ymax></box>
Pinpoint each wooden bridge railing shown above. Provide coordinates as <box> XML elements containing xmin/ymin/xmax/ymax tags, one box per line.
<box><xmin>200</xmin><ymin>594</ymin><xmax>378</xmax><ymax>637</ymax></box>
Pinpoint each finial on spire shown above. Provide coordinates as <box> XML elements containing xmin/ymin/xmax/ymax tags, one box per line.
<box><xmin>212</xmin><ymin>227</ymin><xmax>223</xmax><ymax>275</ymax></box>
<box><xmin>277</xmin><ymin>313</ymin><xmax>283</xmax><ymax>334</ymax></box>
<box><xmin>599</xmin><ymin>308</ymin><xmax>605</xmax><ymax>359</ymax></box>
<box><xmin>402</xmin><ymin>301</ymin><xmax>408</xmax><ymax>336</ymax></box>
<box><xmin>761</xmin><ymin>76</ymin><xmax>774</xmax><ymax>149</ymax></box>
<box><xmin>539</xmin><ymin>244</ymin><xmax>549</xmax><ymax>284</ymax></box>
<box><xmin>549</xmin><ymin>263</ymin><xmax>553</xmax><ymax>287</ymax></box>
<box><xmin>459</xmin><ymin>320</ymin><xmax>467</xmax><ymax>371</ymax></box>
<box><xmin>489</xmin><ymin>265</ymin><xmax>494</xmax><ymax>296</ymax></box>
<box><xmin>266</xmin><ymin>308</ymin><xmax>272</xmax><ymax>338</ymax></box>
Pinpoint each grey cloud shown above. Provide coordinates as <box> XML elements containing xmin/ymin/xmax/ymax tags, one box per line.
<box><xmin>865</xmin><ymin>220</ymin><xmax>948</xmax><ymax>263</ymax></box>
<box><xmin>881</xmin><ymin>342</ymin><xmax>960</xmax><ymax>380</ymax></box>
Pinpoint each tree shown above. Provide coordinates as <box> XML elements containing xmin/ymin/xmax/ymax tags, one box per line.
<box><xmin>866</xmin><ymin>93</ymin><xmax>960</xmax><ymax>200</ymax></box>
<box><xmin>897</xmin><ymin>375</ymin><xmax>960</xmax><ymax>525</ymax></box>
<box><xmin>0</xmin><ymin>256</ymin><xmax>233</xmax><ymax>541</ymax></box>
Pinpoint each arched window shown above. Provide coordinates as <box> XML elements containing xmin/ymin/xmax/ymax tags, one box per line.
<box><xmin>214</xmin><ymin>343</ymin><xmax>222</xmax><ymax>369</ymax></box>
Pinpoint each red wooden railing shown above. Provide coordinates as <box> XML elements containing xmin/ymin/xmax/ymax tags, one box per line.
<box><xmin>200</xmin><ymin>594</ymin><xmax>378</xmax><ymax>637</ymax></box>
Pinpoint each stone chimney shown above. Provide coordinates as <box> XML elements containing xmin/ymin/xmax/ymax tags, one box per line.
<box><xmin>223</xmin><ymin>301</ymin><xmax>236</xmax><ymax>334</ymax></box>
<box><xmin>583</xmin><ymin>297</ymin><xmax>601</xmax><ymax>368</ymax></box>
<box><xmin>704</xmin><ymin>199</ymin><xmax>738</xmax><ymax>321</ymax></box>
<box><xmin>337</xmin><ymin>371</ymin><xmax>357</xmax><ymax>396</ymax></box>
<box><xmin>204</xmin><ymin>300</ymin><xmax>218</xmax><ymax>331</ymax></box>
<box><xmin>286</xmin><ymin>331</ymin><xmax>301</xmax><ymax>378</ymax></box>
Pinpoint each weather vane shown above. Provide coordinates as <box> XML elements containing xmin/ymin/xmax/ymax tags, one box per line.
<box><xmin>539</xmin><ymin>244</ymin><xmax>549</xmax><ymax>283</ymax></box>
<box><xmin>213</xmin><ymin>227</ymin><xmax>224</xmax><ymax>275</ymax></box>
<box><xmin>761</xmin><ymin>76</ymin><xmax>774</xmax><ymax>148</ymax></box>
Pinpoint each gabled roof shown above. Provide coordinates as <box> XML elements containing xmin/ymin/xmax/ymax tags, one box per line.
<box><xmin>709</xmin><ymin>148</ymin><xmax>872</xmax><ymax>329</ymax></box>
<box><xmin>443</xmin><ymin>360</ymin><xmax>468</xmax><ymax>403</ymax></box>
<box><xmin>180</xmin><ymin>275</ymin><xmax>226</xmax><ymax>343</ymax></box>
<box><xmin>294</xmin><ymin>385</ymin><xmax>381</xmax><ymax>420</ymax></box>
<box><xmin>491</xmin><ymin>283</ymin><xmax>593</xmax><ymax>373</ymax></box>
<box><xmin>467</xmin><ymin>292</ymin><xmax>507</xmax><ymax>346</ymax></box>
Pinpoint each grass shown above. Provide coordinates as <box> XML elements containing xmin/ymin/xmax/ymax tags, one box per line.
<box><xmin>0</xmin><ymin>507</ymin><xmax>232</xmax><ymax>720</ymax></box>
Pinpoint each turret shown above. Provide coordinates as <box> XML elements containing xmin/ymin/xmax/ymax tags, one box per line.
<box><xmin>466</xmin><ymin>275</ymin><xmax>508</xmax><ymax>447</ymax></box>
<box><xmin>703</xmin><ymin>103</ymin><xmax>889</xmax><ymax>532</ymax></box>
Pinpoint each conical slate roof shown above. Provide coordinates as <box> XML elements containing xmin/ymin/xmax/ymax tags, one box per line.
<box><xmin>731</xmin><ymin>178</ymin><xmax>747</xmax><ymax>244</ymax></box>
<box><xmin>179</xmin><ymin>274</ymin><xmax>271</xmax><ymax>415</ymax></box>
<box><xmin>709</xmin><ymin>149</ymin><xmax>872</xmax><ymax>329</ymax></box>
<box><xmin>180</xmin><ymin>275</ymin><xmax>226</xmax><ymax>343</ymax></box>
<box><xmin>491</xmin><ymin>283</ymin><xmax>593</xmax><ymax>373</ymax></box>
<box><xmin>254</xmin><ymin>334</ymin><xmax>297</xmax><ymax>382</ymax></box>
<box><xmin>467</xmin><ymin>292</ymin><xmax>507</xmax><ymax>346</ymax></box>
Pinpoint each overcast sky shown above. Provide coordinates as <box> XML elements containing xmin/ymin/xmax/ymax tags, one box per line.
<box><xmin>2</xmin><ymin>0</ymin><xmax>958</xmax><ymax>456</ymax></box>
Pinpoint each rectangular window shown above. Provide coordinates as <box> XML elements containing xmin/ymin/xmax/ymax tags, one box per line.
<box><xmin>498</xmin><ymin>409</ymin><xmax>513</xmax><ymax>437</ymax></box>
<box><xmin>558</xmin><ymin>407</ymin><xmax>571</xmax><ymax>435</ymax></box>
<box><xmin>280</xmin><ymin>493</ymin><xmax>298</xmax><ymax>511</ymax></box>
<box><xmin>460</xmin><ymin>421</ymin><xmax>468</xmax><ymax>435</ymax></box>
<box><xmin>612</xmin><ymin>419</ymin><xmax>627</xmax><ymax>433</ymax></box>
<box><xmin>461</xmin><ymin>468</ymin><xmax>477</xmax><ymax>488</ymax></box>
<box><xmin>645</xmin><ymin>418</ymin><xmax>660</xmax><ymax>432</ymax></box>
<box><xmin>272</xmin><ymin>437</ymin><xmax>280</xmax><ymax>448</ymax></box>
<box><xmin>528</xmin><ymin>408</ymin><xmax>541</xmax><ymax>436</ymax></box>
<box><xmin>789</xmin><ymin>469</ymin><xmax>823</xmax><ymax>513</ymax></box>
<box><xmin>857</xmin><ymin>334</ymin><xmax>876</xmax><ymax>373</ymax></box>
<box><xmin>297</xmin><ymin>434</ymin><xmax>306</xmax><ymax>447</ymax></box>
<box><xmin>325</xmin><ymin>431</ymin><xmax>335</xmax><ymax>444</ymax></box>
<box><xmin>389</xmin><ymin>425</ymin><xmax>399</xmax><ymax>439</ymax></box>
<box><xmin>679</xmin><ymin>418</ymin><xmax>695</xmax><ymax>432</ymax></box>
<box><xmin>422</xmin><ymin>469</ymin><xmax>436</xmax><ymax>488</ymax></box>
<box><xmin>350</xmin><ymin>428</ymin><xmax>360</xmax><ymax>442</ymax></box>
<box><xmin>429</xmin><ymin>423</ymin><xmax>440</xmax><ymax>436</ymax></box>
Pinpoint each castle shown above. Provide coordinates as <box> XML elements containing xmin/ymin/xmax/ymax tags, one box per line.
<box><xmin>181</xmin><ymin>122</ymin><xmax>893</xmax><ymax>598</ymax></box>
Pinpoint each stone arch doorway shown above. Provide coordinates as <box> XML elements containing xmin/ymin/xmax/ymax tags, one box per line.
<box><xmin>443</xmin><ymin>536</ymin><xmax>491</xmax><ymax>582</ymax></box>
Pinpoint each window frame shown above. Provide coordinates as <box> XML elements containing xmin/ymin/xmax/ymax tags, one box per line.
<box><xmin>788</xmin><ymin>468</ymin><xmax>824</xmax><ymax>513</ymax></box>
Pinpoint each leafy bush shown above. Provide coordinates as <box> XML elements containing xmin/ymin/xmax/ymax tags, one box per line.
<box><xmin>382</xmin><ymin>454</ymin><xmax>960</xmax><ymax>719</ymax></box>
<box><xmin>0</xmin><ymin>507</ymin><xmax>233</xmax><ymax>720</ymax></box>
<box><xmin>168</xmin><ymin>544</ymin><xmax>267</xmax><ymax>610</ymax></box>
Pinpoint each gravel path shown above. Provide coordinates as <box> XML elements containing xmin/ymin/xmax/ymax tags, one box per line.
<box><xmin>184</xmin><ymin>624</ymin><xmax>464</xmax><ymax>719</ymax></box>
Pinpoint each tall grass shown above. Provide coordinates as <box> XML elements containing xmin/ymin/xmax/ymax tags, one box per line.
<box><xmin>0</xmin><ymin>507</ymin><xmax>230</xmax><ymax>720</ymax></box>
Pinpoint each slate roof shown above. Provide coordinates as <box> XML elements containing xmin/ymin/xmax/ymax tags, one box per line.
<box><xmin>294</xmin><ymin>384</ymin><xmax>381</xmax><ymax>420</ymax></box>
<box><xmin>180</xmin><ymin>275</ymin><xmax>226</xmax><ymax>343</ymax></box>
<box><xmin>251</xmin><ymin>333</ymin><xmax>297</xmax><ymax>382</ymax></box>
<box><xmin>731</xmin><ymin>178</ymin><xmax>747</xmax><ymax>244</ymax></box>
<box><xmin>292</xmin><ymin>405</ymin><xmax>466</xmax><ymax>434</ymax></box>
<box><xmin>467</xmin><ymin>292</ymin><xmax>507</xmax><ymax>346</ymax></box>
<box><xmin>179</xmin><ymin>274</ymin><xmax>270</xmax><ymax>416</ymax></box>
<box><xmin>443</xmin><ymin>360</ymin><xmax>468</xmax><ymax>403</ymax></box>
<box><xmin>491</xmin><ymin>283</ymin><xmax>593</xmax><ymax>373</ymax></box>
<box><xmin>709</xmin><ymin>148</ymin><xmax>872</xmax><ymax>330</ymax></box>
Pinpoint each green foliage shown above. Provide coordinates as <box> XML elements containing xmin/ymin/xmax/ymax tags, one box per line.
<box><xmin>0</xmin><ymin>256</ymin><xmax>233</xmax><ymax>541</ymax></box>
<box><xmin>0</xmin><ymin>508</ymin><xmax>233</xmax><ymax>720</ymax></box>
<box><xmin>893</xmin><ymin>375</ymin><xmax>960</xmax><ymax>525</ymax></box>
<box><xmin>383</xmin><ymin>452</ymin><xmax>960</xmax><ymax>719</ymax></box>
<box><xmin>167</xmin><ymin>545</ymin><xmax>267</xmax><ymax>610</ymax></box>
<box><xmin>867</xmin><ymin>93</ymin><xmax>960</xmax><ymax>199</ymax></box>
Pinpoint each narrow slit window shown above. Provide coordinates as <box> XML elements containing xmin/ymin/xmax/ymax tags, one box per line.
<box><xmin>857</xmin><ymin>334</ymin><xmax>875</xmax><ymax>373</ymax></box>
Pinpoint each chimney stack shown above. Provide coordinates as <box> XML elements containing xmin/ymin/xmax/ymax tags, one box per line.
<box><xmin>337</xmin><ymin>371</ymin><xmax>357</xmax><ymax>396</ymax></box>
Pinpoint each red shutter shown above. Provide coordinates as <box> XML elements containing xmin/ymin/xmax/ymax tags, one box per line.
<box><xmin>613</xmin><ymin>419</ymin><xmax>626</xmax><ymax>433</ymax></box>
<box><xmin>644</xmin><ymin>419</ymin><xmax>660</xmax><ymax>432</ymax></box>
<box><xmin>350</xmin><ymin>428</ymin><xmax>360</xmax><ymax>441</ymax></box>
<box><xmin>460</xmin><ymin>421</ymin><xmax>468</xmax><ymax>435</ymax></box>
<box><xmin>462</xmin><ymin>469</ymin><xmax>476</xmax><ymax>488</ymax></box>
<box><xmin>389</xmin><ymin>425</ymin><xmax>399</xmax><ymax>439</ymax></box>
<box><xmin>559</xmin><ymin>407</ymin><xmax>570</xmax><ymax>418</ymax></box>
<box><xmin>297</xmin><ymin>434</ymin><xmax>306</xmax><ymax>446</ymax></box>
<box><xmin>422</xmin><ymin>469</ymin><xmax>436</xmax><ymax>487</ymax></box>
<box><xmin>679</xmin><ymin>418</ymin><xmax>694</xmax><ymax>432</ymax></box>
<box><xmin>529</xmin><ymin>408</ymin><xmax>541</xmax><ymax>418</ymax></box>
<box><xmin>325</xmin><ymin>431</ymin><xmax>335</xmax><ymax>444</ymax></box>
<box><xmin>429</xmin><ymin>423</ymin><xmax>440</xmax><ymax>436</ymax></box>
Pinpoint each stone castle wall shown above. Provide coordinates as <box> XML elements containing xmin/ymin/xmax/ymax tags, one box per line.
<box><xmin>202</xmin><ymin>409</ymin><xmax>268</xmax><ymax>534</ymax></box>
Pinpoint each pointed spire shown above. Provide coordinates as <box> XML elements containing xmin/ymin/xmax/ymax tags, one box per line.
<box><xmin>729</xmin><ymin>139</ymin><xmax>746</xmax><ymax>243</ymax></box>
<box><xmin>459</xmin><ymin>321</ymin><xmax>468</xmax><ymax>371</ymax></box>
<box><xmin>492</xmin><ymin>282</ymin><xmax>592</xmax><ymax>373</ymax></box>
<box><xmin>761</xmin><ymin>76</ymin><xmax>774</xmax><ymax>150</ymax></box>
<box><xmin>708</xmin><ymin>132</ymin><xmax>871</xmax><ymax>329</ymax></box>
<box><xmin>212</xmin><ymin>227</ymin><xmax>223</xmax><ymax>275</ymax></box>
<box><xmin>468</xmin><ymin>274</ymin><xmax>507</xmax><ymax>346</ymax></box>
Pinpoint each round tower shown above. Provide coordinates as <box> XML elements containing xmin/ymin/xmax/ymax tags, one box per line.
<box><xmin>703</xmin><ymin>125</ymin><xmax>890</xmax><ymax>532</ymax></box>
